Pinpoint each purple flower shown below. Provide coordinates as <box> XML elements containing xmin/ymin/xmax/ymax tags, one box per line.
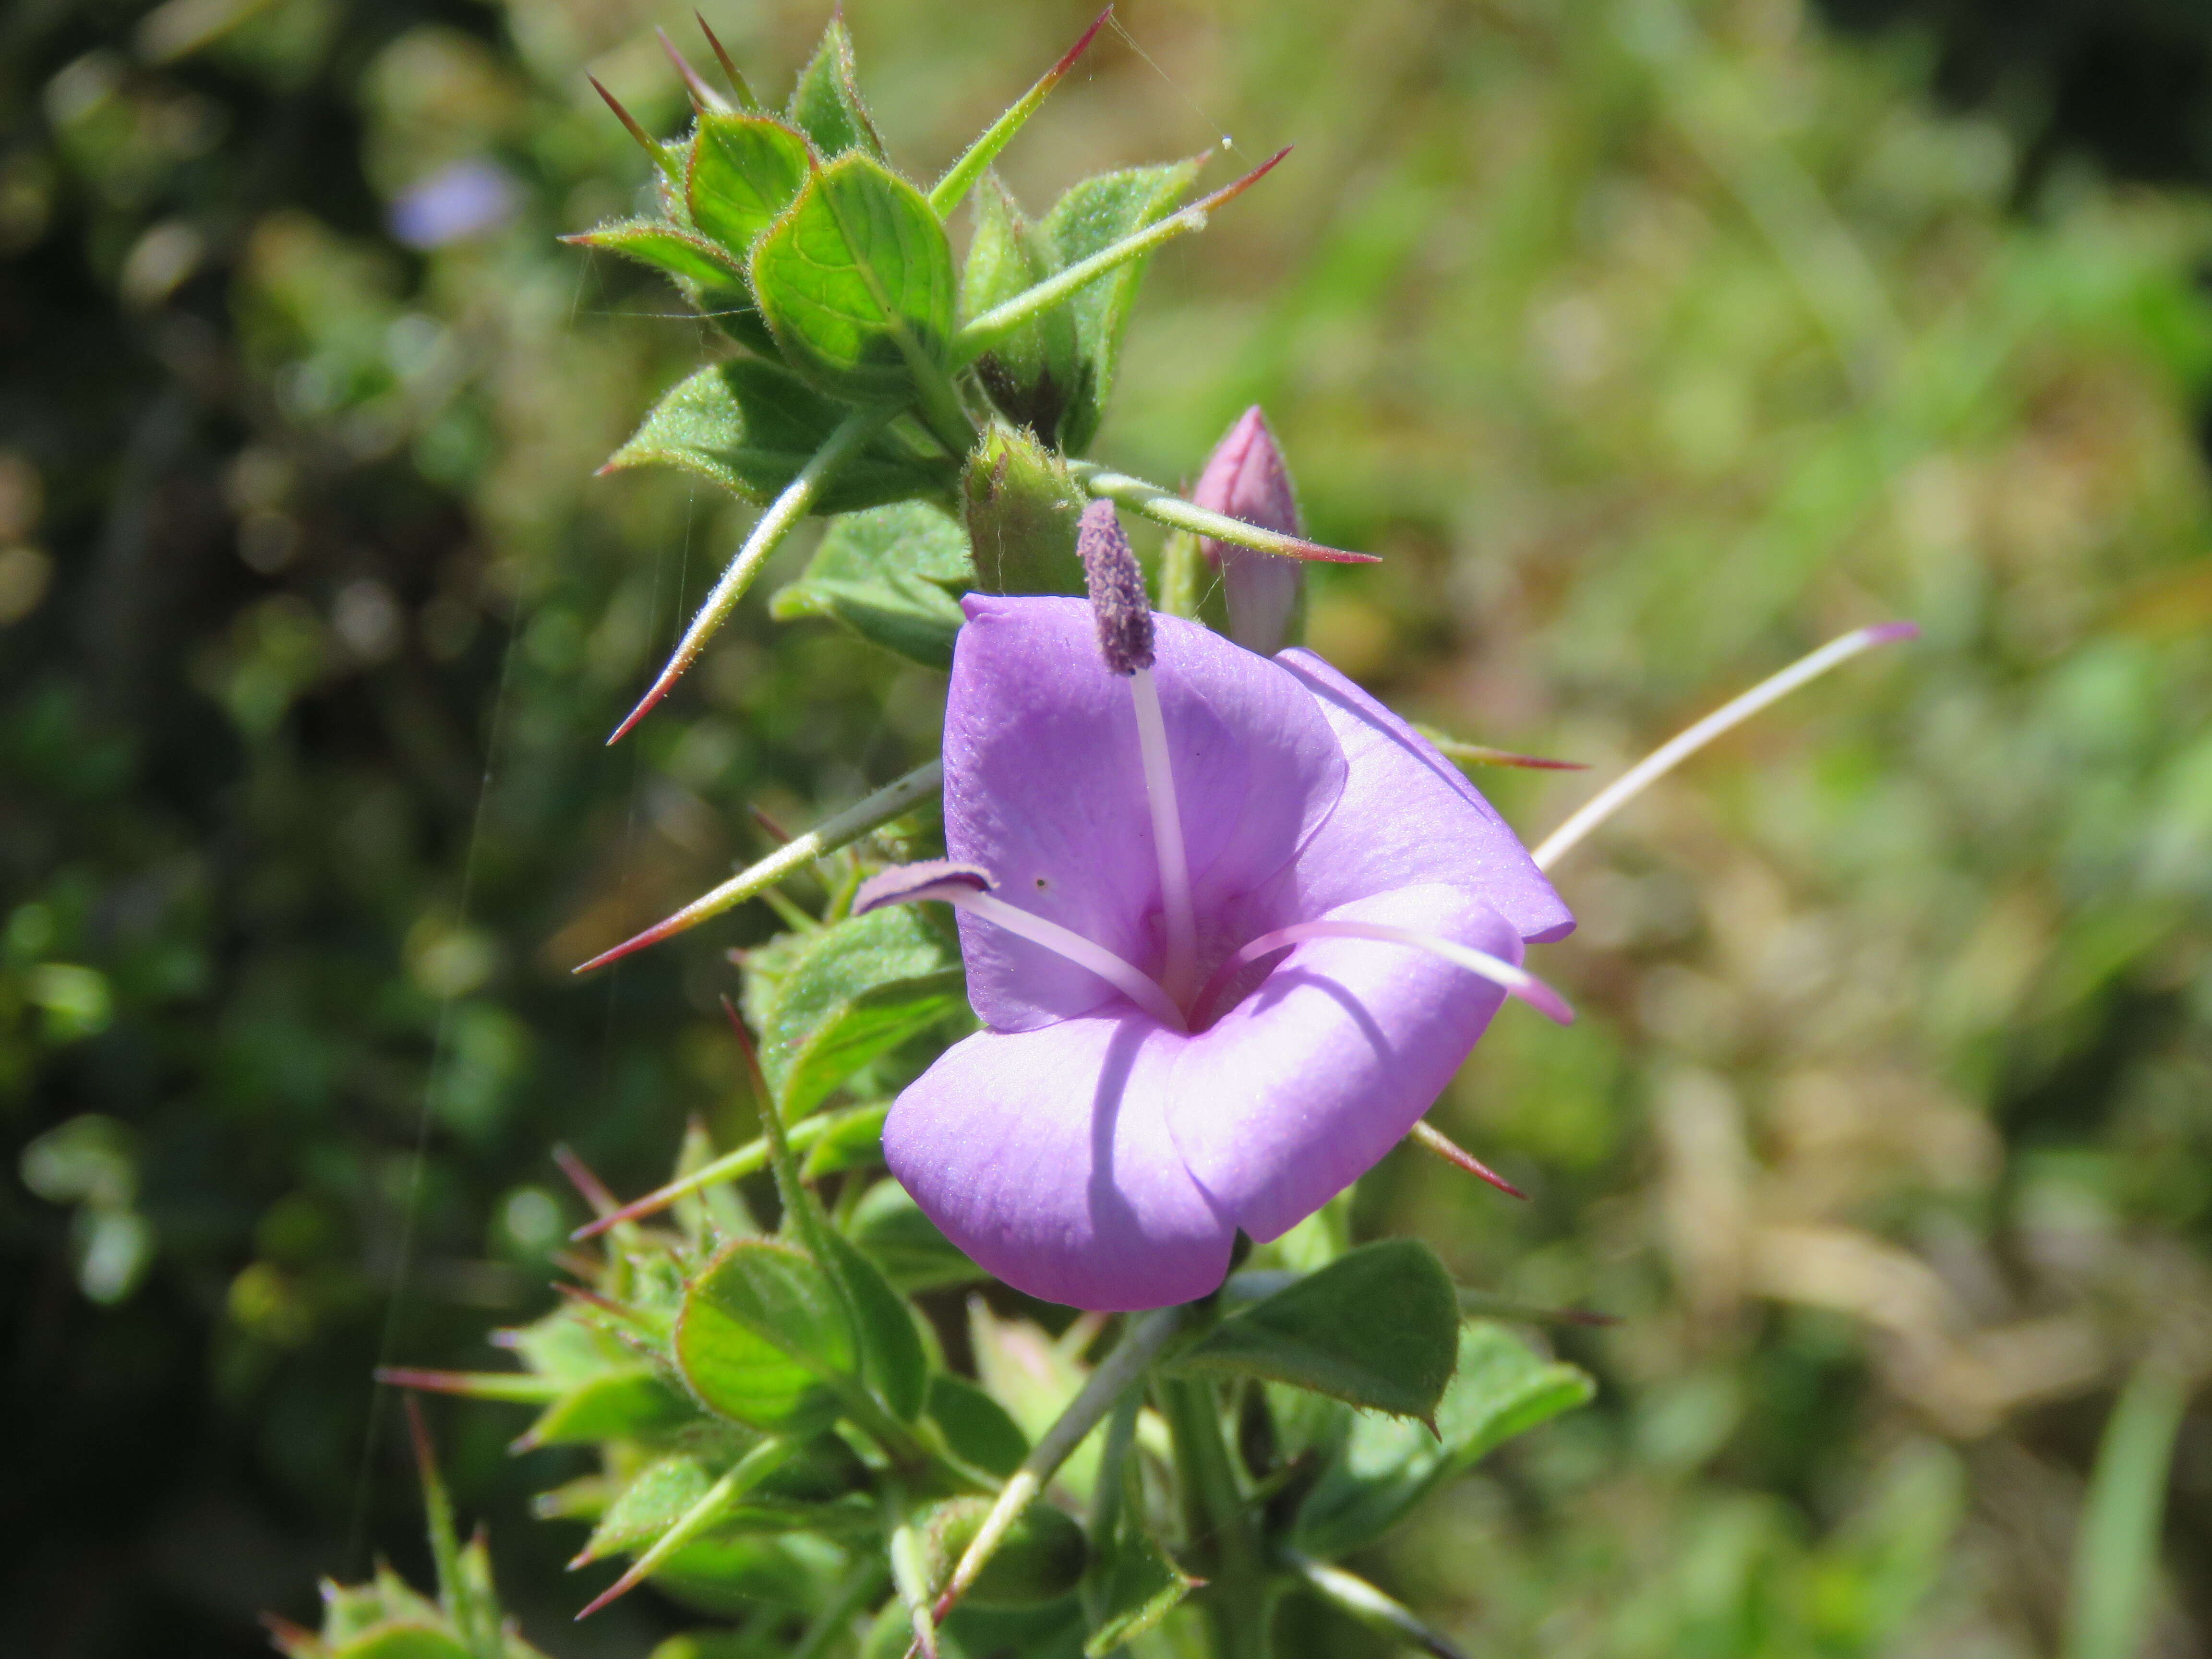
<box><xmin>863</xmin><ymin>508</ymin><xmax>1573</xmax><ymax>1310</ymax></box>
<box><xmin>1192</xmin><ymin>406</ymin><xmax>1304</xmax><ymax>656</ymax></box>
<box><xmin>389</xmin><ymin>158</ymin><xmax>518</xmax><ymax>251</ymax></box>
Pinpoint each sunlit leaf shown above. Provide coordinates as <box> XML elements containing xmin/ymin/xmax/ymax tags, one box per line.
<box><xmin>674</xmin><ymin>1238</ymin><xmax>854</xmax><ymax>1432</ymax></box>
<box><xmin>687</xmin><ymin>112</ymin><xmax>812</xmax><ymax>260</ymax></box>
<box><xmin>754</xmin><ymin>904</ymin><xmax>964</xmax><ymax>1117</ymax></box>
<box><xmin>785</xmin><ymin>16</ymin><xmax>886</xmax><ymax>161</ymax></box>
<box><xmin>751</xmin><ymin>155</ymin><xmax>958</xmax><ymax>410</ymax></box>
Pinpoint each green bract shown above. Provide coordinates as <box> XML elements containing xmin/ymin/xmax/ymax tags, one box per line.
<box><xmin>571</xmin><ymin>17</ymin><xmax>1308</xmax><ymax>741</ymax></box>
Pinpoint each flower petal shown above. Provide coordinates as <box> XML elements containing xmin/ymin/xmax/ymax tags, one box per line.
<box><xmin>946</xmin><ymin>596</ymin><xmax>1346</xmax><ymax>1030</ymax></box>
<box><xmin>1166</xmin><ymin>884</ymin><xmax>1521</xmax><ymax>1242</ymax></box>
<box><xmin>883</xmin><ymin>1013</ymin><xmax>1234</xmax><ymax>1310</ymax></box>
<box><xmin>1270</xmin><ymin>649</ymin><xmax>1575</xmax><ymax>943</ymax></box>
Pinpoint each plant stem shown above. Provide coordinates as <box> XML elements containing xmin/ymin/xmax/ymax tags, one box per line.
<box><xmin>926</xmin><ymin>1305</ymin><xmax>1185</xmax><ymax>1634</ymax></box>
<box><xmin>606</xmin><ymin>405</ymin><xmax>894</xmax><ymax>745</ymax></box>
<box><xmin>1157</xmin><ymin>1376</ymin><xmax>1271</xmax><ymax>1659</ymax></box>
<box><xmin>573</xmin><ymin>757</ymin><xmax>942</xmax><ymax>972</ymax></box>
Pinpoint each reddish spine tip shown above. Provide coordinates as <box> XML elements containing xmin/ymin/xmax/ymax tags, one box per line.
<box><xmin>572</xmin><ymin>912</ymin><xmax>685</xmax><ymax>976</ymax></box>
<box><xmin>1051</xmin><ymin>7</ymin><xmax>1114</xmax><ymax>81</ymax></box>
<box><xmin>575</xmin><ymin>1567</ymin><xmax>644</xmax><ymax>1620</ymax></box>
<box><xmin>1285</xmin><ymin>538</ymin><xmax>1379</xmax><ymax>565</ymax></box>
<box><xmin>589</xmin><ymin>75</ymin><xmax>658</xmax><ymax>155</ymax></box>
<box><xmin>1200</xmin><ymin>144</ymin><xmax>1293</xmax><ymax>210</ymax></box>
<box><xmin>552</xmin><ymin>1144</ymin><xmax>620</xmax><ymax>1217</ymax></box>
<box><xmin>606</xmin><ymin>660</ymin><xmax>680</xmax><ymax>745</ymax></box>
<box><xmin>1864</xmin><ymin>620</ymin><xmax>1921</xmax><ymax>644</ymax></box>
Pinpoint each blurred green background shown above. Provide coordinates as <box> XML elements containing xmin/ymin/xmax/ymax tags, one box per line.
<box><xmin>7</xmin><ymin>0</ymin><xmax>2212</xmax><ymax>1653</ymax></box>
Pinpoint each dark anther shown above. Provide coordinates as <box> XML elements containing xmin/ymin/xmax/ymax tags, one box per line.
<box><xmin>1077</xmin><ymin>499</ymin><xmax>1154</xmax><ymax>676</ymax></box>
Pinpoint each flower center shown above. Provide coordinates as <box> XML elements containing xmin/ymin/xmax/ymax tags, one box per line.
<box><xmin>1186</xmin><ymin>920</ymin><xmax>1573</xmax><ymax>1033</ymax></box>
<box><xmin>1079</xmin><ymin>499</ymin><xmax>1200</xmax><ymax>1005</ymax></box>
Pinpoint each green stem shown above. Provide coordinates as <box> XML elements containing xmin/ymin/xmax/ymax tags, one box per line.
<box><xmin>572</xmin><ymin>1101</ymin><xmax>885</xmax><ymax>1240</ymax></box>
<box><xmin>1157</xmin><ymin>1376</ymin><xmax>1271</xmax><ymax>1659</ymax></box>
<box><xmin>952</xmin><ymin>149</ymin><xmax>1289</xmax><ymax>367</ymax></box>
<box><xmin>607</xmin><ymin>405</ymin><xmax>893</xmax><ymax>745</ymax></box>
<box><xmin>576</xmin><ymin>1439</ymin><xmax>797</xmax><ymax>1618</ymax></box>
<box><xmin>573</xmin><ymin>758</ymin><xmax>942</xmax><ymax>972</ymax></box>
<box><xmin>927</xmin><ymin>1306</ymin><xmax>1185</xmax><ymax>1632</ymax></box>
<box><xmin>928</xmin><ymin>8</ymin><xmax>1110</xmax><ymax>217</ymax></box>
<box><xmin>1069</xmin><ymin>460</ymin><xmax>1370</xmax><ymax>565</ymax></box>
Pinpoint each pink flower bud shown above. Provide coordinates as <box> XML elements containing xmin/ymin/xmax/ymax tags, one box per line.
<box><xmin>1192</xmin><ymin>406</ymin><xmax>1304</xmax><ymax>655</ymax></box>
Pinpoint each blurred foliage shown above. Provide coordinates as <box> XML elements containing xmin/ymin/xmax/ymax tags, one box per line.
<box><xmin>8</xmin><ymin>0</ymin><xmax>2212</xmax><ymax>1656</ymax></box>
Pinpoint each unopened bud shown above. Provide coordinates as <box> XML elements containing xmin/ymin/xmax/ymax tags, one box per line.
<box><xmin>1077</xmin><ymin>499</ymin><xmax>1154</xmax><ymax>675</ymax></box>
<box><xmin>1193</xmin><ymin>405</ymin><xmax>1304</xmax><ymax>654</ymax></box>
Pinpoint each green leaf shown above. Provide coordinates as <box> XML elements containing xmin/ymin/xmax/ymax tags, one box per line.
<box><xmin>565</xmin><ymin>219</ymin><xmax>769</xmax><ymax>351</ymax></box>
<box><xmin>751</xmin><ymin>155</ymin><xmax>959</xmax><ymax>412</ymax></box>
<box><xmin>920</xmin><ymin>1495</ymin><xmax>1089</xmax><ymax>1608</ymax></box>
<box><xmin>515</xmin><ymin>1366</ymin><xmax>698</xmax><ymax>1448</ymax></box>
<box><xmin>926</xmin><ymin>1372</ymin><xmax>1030</xmax><ymax>1479</ymax></box>
<box><xmin>799</xmin><ymin>1100</ymin><xmax>892</xmax><ymax>1177</ymax></box>
<box><xmin>818</xmin><ymin>1226</ymin><xmax>928</xmax><ymax>1422</ymax></box>
<box><xmin>570</xmin><ymin>219</ymin><xmax>749</xmax><ymax>289</ymax></box>
<box><xmin>1290</xmin><ymin>1320</ymin><xmax>1595</xmax><ymax>1559</ymax></box>
<box><xmin>604</xmin><ymin>359</ymin><xmax>955</xmax><ymax>512</ymax></box>
<box><xmin>1082</xmin><ymin>1518</ymin><xmax>1191</xmax><ymax>1656</ymax></box>
<box><xmin>1169</xmin><ymin>1239</ymin><xmax>1459</xmax><ymax>1421</ymax></box>
<box><xmin>785</xmin><ymin>17</ymin><xmax>886</xmax><ymax>160</ymax></box>
<box><xmin>687</xmin><ymin>111</ymin><xmax>813</xmax><ymax>261</ymax></box>
<box><xmin>850</xmin><ymin>1177</ymin><xmax>984</xmax><ymax>1293</ymax></box>
<box><xmin>582</xmin><ymin>1454</ymin><xmax>716</xmax><ymax>1562</ymax></box>
<box><xmin>962</xmin><ymin>174</ymin><xmax>1080</xmax><ymax>442</ymax></box>
<box><xmin>771</xmin><ymin>501</ymin><xmax>974</xmax><ymax>668</ymax></box>
<box><xmin>1038</xmin><ymin>161</ymin><xmax>1200</xmax><ymax>453</ymax></box>
<box><xmin>674</xmin><ymin>1238</ymin><xmax>855</xmax><ymax>1432</ymax></box>
<box><xmin>754</xmin><ymin>904</ymin><xmax>964</xmax><ymax>1117</ymax></box>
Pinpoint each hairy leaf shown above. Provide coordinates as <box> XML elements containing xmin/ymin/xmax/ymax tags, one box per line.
<box><xmin>961</xmin><ymin>174</ymin><xmax>1080</xmax><ymax>441</ymax></box>
<box><xmin>851</xmin><ymin>1178</ymin><xmax>985</xmax><ymax>1293</ymax></box>
<box><xmin>771</xmin><ymin>501</ymin><xmax>974</xmax><ymax>668</ymax></box>
<box><xmin>1038</xmin><ymin>161</ymin><xmax>1199</xmax><ymax>453</ymax></box>
<box><xmin>752</xmin><ymin>155</ymin><xmax>958</xmax><ymax>408</ymax></box>
<box><xmin>675</xmin><ymin>1238</ymin><xmax>854</xmax><ymax>1432</ymax></box>
<box><xmin>1170</xmin><ymin>1239</ymin><xmax>1459</xmax><ymax>1420</ymax></box>
<box><xmin>785</xmin><ymin>16</ymin><xmax>885</xmax><ymax>161</ymax></box>
<box><xmin>754</xmin><ymin>903</ymin><xmax>964</xmax><ymax>1116</ymax></box>
<box><xmin>687</xmin><ymin>111</ymin><xmax>813</xmax><ymax>261</ymax></box>
<box><xmin>603</xmin><ymin>359</ymin><xmax>955</xmax><ymax>512</ymax></box>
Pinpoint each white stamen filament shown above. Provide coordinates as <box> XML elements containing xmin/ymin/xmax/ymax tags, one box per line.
<box><xmin>950</xmin><ymin>890</ymin><xmax>1188</xmax><ymax>1033</ymax></box>
<box><xmin>1191</xmin><ymin>920</ymin><xmax>1574</xmax><ymax>1030</ymax></box>
<box><xmin>1129</xmin><ymin>666</ymin><xmax>1200</xmax><ymax>1004</ymax></box>
<box><xmin>1531</xmin><ymin>623</ymin><xmax>1916</xmax><ymax>872</ymax></box>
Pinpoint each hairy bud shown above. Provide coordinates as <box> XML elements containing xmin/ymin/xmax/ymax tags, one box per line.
<box><xmin>1077</xmin><ymin>499</ymin><xmax>1154</xmax><ymax>675</ymax></box>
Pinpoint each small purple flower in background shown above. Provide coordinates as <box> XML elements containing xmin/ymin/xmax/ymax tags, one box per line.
<box><xmin>389</xmin><ymin>158</ymin><xmax>518</xmax><ymax>251</ymax></box>
<box><xmin>859</xmin><ymin>503</ymin><xmax>1575</xmax><ymax>1311</ymax></box>
<box><xmin>1192</xmin><ymin>406</ymin><xmax>1304</xmax><ymax>656</ymax></box>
